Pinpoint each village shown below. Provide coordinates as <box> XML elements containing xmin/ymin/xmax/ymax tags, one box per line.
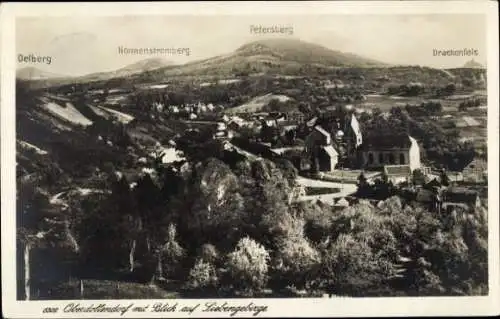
<box><xmin>123</xmin><ymin>90</ymin><xmax>487</xmax><ymax>216</ymax></box>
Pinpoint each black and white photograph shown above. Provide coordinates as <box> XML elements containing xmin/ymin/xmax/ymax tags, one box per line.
<box><xmin>1</xmin><ymin>1</ymin><xmax>499</xmax><ymax>318</ymax></box>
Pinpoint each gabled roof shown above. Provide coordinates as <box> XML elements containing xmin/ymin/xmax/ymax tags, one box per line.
<box><xmin>360</xmin><ymin>134</ymin><xmax>413</xmax><ymax>150</ymax></box>
<box><xmin>306</xmin><ymin>117</ymin><xmax>318</xmax><ymax>127</ymax></box>
<box><xmin>442</xmin><ymin>202</ymin><xmax>470</xmax><ymax>211</ymax></box>
<box><xmin>425</xmin><ymin>178</ymin><xmax>442</xmax><ymax>189</ymax></box>
<box><xmin>464</xmin><ymin>157</ymin><xmax>487</xmax><ymax>170</ymax></box>
<box><xmin>314</xmin><ymin>125</ymin><xmax>331</xmax><ymax>141</ymax></box>
<box><xmin>322</xmin><ymin>145</ymin><xmax>338</xmax><ymax>158</ymax></box>
<box><xmin>350</xmin><ymin>114</ymin><xmax>362</xmax><ymax>135</ymax></box>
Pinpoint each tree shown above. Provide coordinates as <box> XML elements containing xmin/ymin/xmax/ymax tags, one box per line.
<box><xmin>187</xmin><ymin>259</ymin><xmax>218</xmax><ymax>290</ymax></box>
<box><xmin>156</xmin><ymin>223</ymin><xmax>185</xmax><ymax>281</ymax></box>
<box><xmin>439</xmin><ymin>169</ymin><xmax>450</xmax><ymax>186</ymax></box>
<box><xmin>443</xmin><ymin>83</ymin><xmax>456</xmax><ymax>96</ymax></box>
<box><xmin>356</xmin><ymin>173</ymin><xmax>370</xmax><ymax>197</ymax></box>
<box><xmin>272</xmin><ymin>217</ymin><xmax>321</xmax><ymax>290</ymax></box>
<box><xmin>17</xmin><ymin>181</ymin><xmax>67</xmax><ymax>300</ymax></box>
<box><xmin>180</xmin><ymin>159</ymin><xmax>246</xmax><ymax>250</ymax></box>
<box><xmin>412</xmin><ymin>169</ymin><xmax>426</xmax><ymax>186</ymax></box>
<box><xmin>320</xmin><ymin>233</ymin><xmax>398</xmax><ymax>296</ymax></box>
<box><xmin>226</xmin><ymin>237</ymin><xmax>270</xmax><ymax>294</ymax></box>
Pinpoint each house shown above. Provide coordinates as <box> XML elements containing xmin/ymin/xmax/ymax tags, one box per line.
<box><xmin>213</xmin><ymin>130</ymin><xmax>233</xmax><ymax>140</ymax></box>
<box><xmin>306</xmin><ymin>117</ymin><xmax>318</xmax><ymax>128</ymax></box>
<box><xmin>305</xmin><ymin>126</ymin><xmax>339</xmax><ymax>172</ymax></box>
<box><xmin>343</xmin><ymin>114</ymin><xmax>363</xmax><ymax>164</ymax></box>
<box><xmin>286</xmin><ymin>111</ymin><xmax>305</xmax><ymax>123</ymax></box>
<box><xmin>360</xmin><ymin>134</ymin><xmax>421</xmax><ymax>172</ymax></box>
<box><xmin>442</xmin><ymin>187</ymin><xmax>481</xmax><ymax>212</ymax></box>
<box><xmin>228</xmin><ymin>116</ymin><xmax>247</xmax><ymax>128</ymax></box>
<box><xmin>305</xmin><ymin>126</ymin><xmax>332</xmax><ymax>150</ymax></box>
<box><xmin>384</xmin><ymin>165</ymin><xmax>412</xmax><ymax>184</ymax></box>
<box><xmin>462</xmin><ymin>157</ymin><xmax>487</xmax><ymax>183</ymax></box>
<box><xmin>319</xmin><ymin>145</ymin><xmax>339</xmax><ymax>172</ymax></box>
<box><xmin>170</xmin><ymin>105</ymin><xmax>179</xmax><ymax>113</ymax></box>
<box><xmin>217</xmin><ymin>122</ymin><xmax>227</xmax><ymax>131</ymax></box>
<box><xmin>153</xmin><ymin>102</ymin><xmax>164</xmax><ymax>112</ymax></box>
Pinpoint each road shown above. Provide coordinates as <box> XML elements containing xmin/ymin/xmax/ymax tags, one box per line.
<box><xmin>225</xmin><ymin>143</ymin><xmax>358</xmax><ymax>204</ymax></box>
<box><xmin>296</xmin><ymin>177</ymin><xmax>358</xmax><ymax>204</ymax></box>
<box><xmin>296</xmin><ymin>177</ymin><xmax>353</xmax><ymax>189</ymax></box>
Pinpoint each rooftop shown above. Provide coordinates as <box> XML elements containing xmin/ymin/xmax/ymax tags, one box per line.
<box><xmin>360</xmin><ymin>134</ymin><xmax>413</xmax><ymax>150</ymax></box>
<box><xmin>443</xmin><ymin>187</ymin><xmax>479</xmax><ymax>204</ymax></box>
<box><xmin>322</xmin><ymin>145</ymin><xmax>338</xmax><ymax>158</ymax></box>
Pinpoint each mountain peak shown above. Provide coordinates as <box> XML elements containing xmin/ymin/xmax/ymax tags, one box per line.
<box><xmin>119</xmin><ymin>57</ymin><xmax>175</xmax><ymax>73</ymax></box>
<box><xmin>463</xmin><ymin>59</ymin><xmax>485</xmax><ymax>69</ymax></box>
<box><xmin>16</xmin><ymin>67</ymin><xmax>66</xmax><ymax>80</ymax></box>
<box><xmin>235</xmin><ymin>38</ymin><xmax>386</xmax><ymax>67</ymax></box>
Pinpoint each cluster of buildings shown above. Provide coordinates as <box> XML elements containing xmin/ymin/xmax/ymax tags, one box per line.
<box><xmin>301</xmin><ymin>111</ymin><xmax>422</xmax><ymax>185</ymax></box>
<box><xmin>153</xmin><ymin>101</ymin><xmax>224</xmax><ymax>120</ymax></box>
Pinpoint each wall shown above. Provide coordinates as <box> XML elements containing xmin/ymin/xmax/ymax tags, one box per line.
<box><xmin>361</xmin><ymin>149</ymin><xmax>410</xmax><ymax>168</ymax></box>
<box><xmin>408</xmin><ymin>136</ymin><xmax>421</xmax><ymax>171</ymax></box>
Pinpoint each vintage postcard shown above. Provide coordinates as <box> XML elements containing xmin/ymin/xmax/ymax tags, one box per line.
<box><xmin>1</xmin><ymin>1</ymin><xmax>499</xmax><ymax>318</ymax></box>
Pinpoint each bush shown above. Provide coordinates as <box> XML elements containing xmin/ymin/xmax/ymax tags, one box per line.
<box><xmin>199</xmin><ymin>243</ymin><xmax>219</xmax><ymax>264</ymax></box>
<box><xmin>320</xmin><ymin>233</ymin><xmax>398</xmax><ymax>296</ymax></box>
<box><xmin>160</xmin><ymin>224</ymin><xmax>185</xmax><ymax>278</ymax></box>
<box><xmin>273</xmin><ymin>236</ymin><xmax>321</xmax><ymax>289</ymax></box>
<box><xmin>187</xmin><ymin>259</ymin><xmax>218</xmax><ymax>290</ymax></box>
<box><xmin>226</xmin><ymin>237</ymin><xmax>270</xmax><ymax>293</ymax></box>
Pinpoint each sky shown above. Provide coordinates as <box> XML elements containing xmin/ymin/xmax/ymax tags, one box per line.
<box><xmin>16</xmin><ymin>14</ymin><xmax>487</xmax><ymax>76</ymax></box>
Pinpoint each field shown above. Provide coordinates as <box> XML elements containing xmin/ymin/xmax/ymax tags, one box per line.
<box><xmin>41</xmin><ymin>100</ymin><xmax>93</xmax><ymax>127</ymax></box>
<box><xmin>355</xmin><ymin>94</ymin><xmax>428</xmax><ymax>111</ymax></box>
<box><xmin>225</xmin><ymin>93</ymin><xmax>292</xmax><ymax>114</ymax></box>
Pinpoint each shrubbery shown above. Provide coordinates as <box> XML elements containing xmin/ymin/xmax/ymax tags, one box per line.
<box><xmin>226</xmin><ymin>237</ymin><xmax>270</xmax><ymax>293</ymax></box>
<box><xmin>187</xmin><ymin>259</ymin><xmax>218</xmax><ymax>290</ymax></box>
<box><xmin>19</xmin><ymin>154</ymin><xmax>488</xmax><ymax>298</ymax></box>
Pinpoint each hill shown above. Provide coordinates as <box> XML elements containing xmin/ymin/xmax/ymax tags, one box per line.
<box><xmin>16</xmin><ymin>67</ymin><xmax>68</xmax><ymax>80</ymax></box>
<box><xmin>463</xmin><ymin>59</ymin><xmax>485</xmax><ymax>69</ymax></box>
<box><xmin>17</xmin><ymin>58</ymin><xmax>175</xmax><ymax>88</ymax></box>
<box><xmin>80</xmin><ymin>57</ymin><xmax>175</xmax><ymax>81</ymax></box>
<box><xmin>235</xmin><ymin>38</ymin><xmax>386</xmax><ymax>67</ymax></box>
<box><xmin>131</xmin><ymin>38</ymin><xmax>388</xmax><ymax>80</ymax></box>
<box><xmin>117</xmin><ymin>57</ymin><xmax>175</xmax><ymax>74</ymax></box>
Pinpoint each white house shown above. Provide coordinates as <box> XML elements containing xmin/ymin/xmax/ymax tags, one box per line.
<box><xmin>360</xmin><ymin>134</ymin><xmax>421</xmax><ymax>172</ymax></box>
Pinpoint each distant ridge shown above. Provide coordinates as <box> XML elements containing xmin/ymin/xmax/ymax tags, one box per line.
<box><xmin>16</xmin><ymin>67</ymin><xmax>68</xmax><ymax>80</ymax></box>
<box><xmin>76</xmin><ymin>57</ymin><xmax>176</xmax><ymax>82</ymax></box>
<box><xmin>16</xmin><ymin>58</ymin><xmax>175</xmax><ymax>83</ymax></box>
<box><xmin>129</xmin><ymin>38</ymin><xmax>389</xmax><ymax>79</ymax></box>
<box><xmin>463</xmin><ymin>59</ymin><xmax>485</xmax><ymax>69</ymax></box>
